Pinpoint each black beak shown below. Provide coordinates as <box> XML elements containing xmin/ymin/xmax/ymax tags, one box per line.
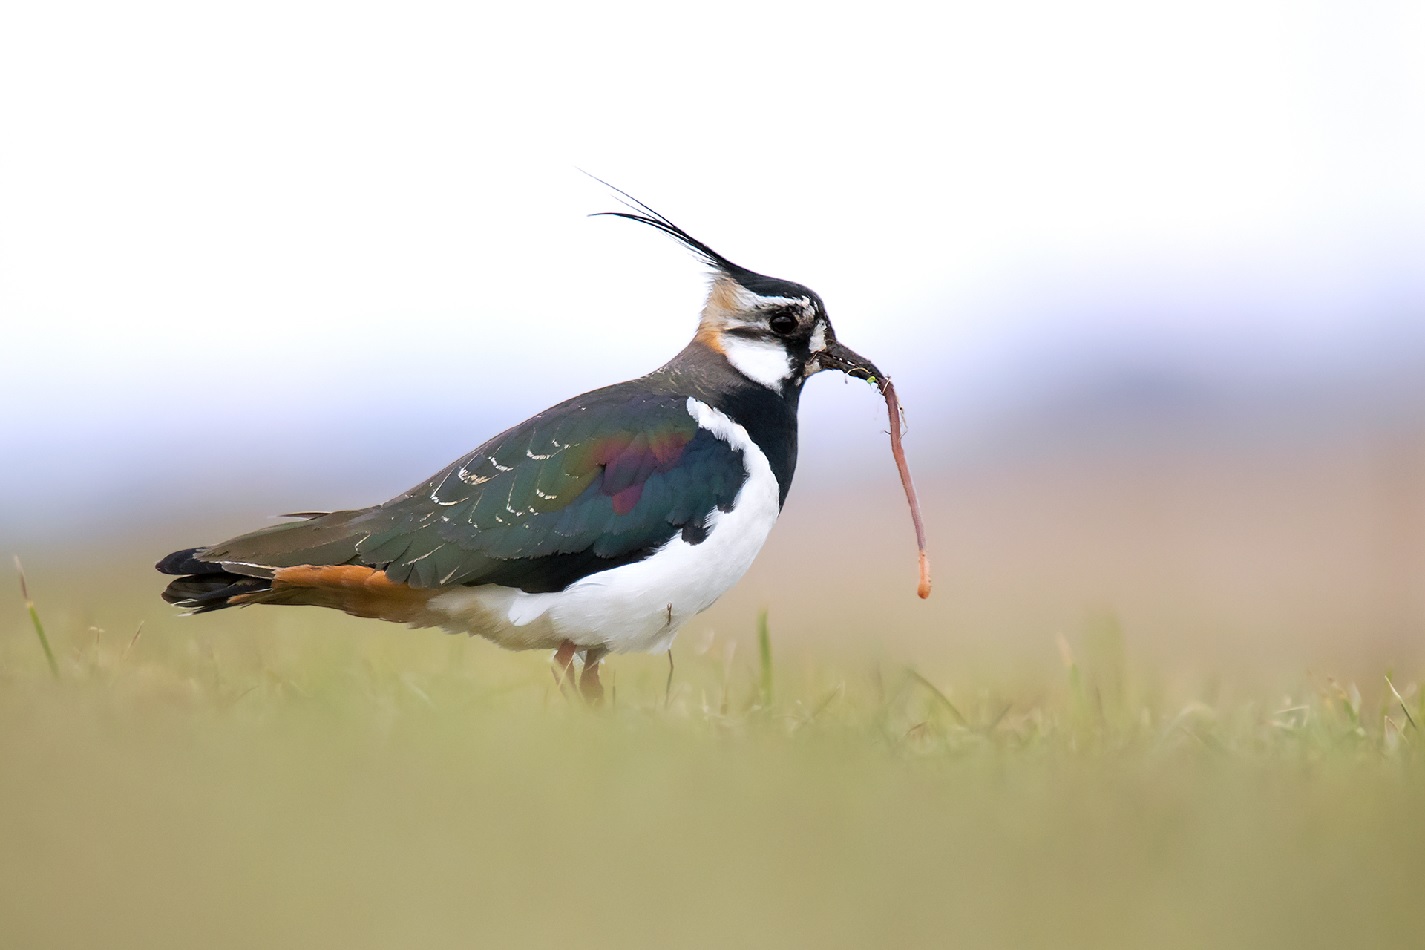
<box><xmin>816</xmin><ymin>340</ymin><xmax>887</xmax><ymax>389</ymax></box>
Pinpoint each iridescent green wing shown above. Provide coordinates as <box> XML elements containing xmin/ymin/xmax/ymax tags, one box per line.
<box><xmin>202</xmin><ymin>384</ymin><xmax>747</xmax><ymax>593</ymax></box>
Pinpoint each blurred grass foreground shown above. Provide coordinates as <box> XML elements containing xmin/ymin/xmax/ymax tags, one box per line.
<box><xmin>2</xmin><ymin>584</ymin><xmax>1423</xmax><ymax>950</ymax></box>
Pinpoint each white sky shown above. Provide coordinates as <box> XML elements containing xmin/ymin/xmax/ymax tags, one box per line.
<box><xmin>1</xmin><ymin>0</ymin><xmax>1422</xmax><ymax>534</ymax></box>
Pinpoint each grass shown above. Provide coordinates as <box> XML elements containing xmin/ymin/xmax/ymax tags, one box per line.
<box><xmin>14</xmin><ymin>558</ymin><xmax>58</xmax><ymax>679</ymax></box>
<box><xmin>2</xmin><ymin>586</ymin><xmax>1423</xmax><ymax>950</ymax></box>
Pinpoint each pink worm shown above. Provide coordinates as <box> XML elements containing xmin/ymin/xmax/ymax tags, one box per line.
<box><xmin>879</xmin><ymin>379</ymin><xmax>931</xmax><ymax>599</ymax></box>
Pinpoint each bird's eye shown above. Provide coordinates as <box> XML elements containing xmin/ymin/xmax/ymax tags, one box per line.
<box><xmin>768</xmin><ymin>312</ymin><xmax>798</xmax><ymax>336</ymax></box>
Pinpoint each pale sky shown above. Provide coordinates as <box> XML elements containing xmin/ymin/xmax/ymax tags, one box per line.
<box><xmin>2</xmin><ymin>0</ymin><xmax>1422</xmax><ymax>537</ymax></box>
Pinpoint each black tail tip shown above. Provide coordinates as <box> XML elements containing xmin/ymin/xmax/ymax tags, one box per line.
<box><xmin>157</xmin><ymin>547</ymin><xmax>271</xmax><ymax>612</ymax></box>
<box><xmin>156</xmin><ymin>547</ymin><xmax>214</xmax><ymax>576</ymax></box>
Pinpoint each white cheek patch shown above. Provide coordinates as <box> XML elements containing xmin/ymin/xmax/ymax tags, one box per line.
<box><xmin>809</xmin><ymin>324</ymin><xmax>827</xmax><ymax>353</ymax></box>
<box><xmin>722</xmin><ymin>334</ymin><xmax>794</xmax><ymax>390</ymax></box>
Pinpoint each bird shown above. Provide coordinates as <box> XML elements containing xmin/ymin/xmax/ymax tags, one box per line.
<box><xmin>157</xmin><ymin>186</ymin><xmax>889</xmax><ymax>701</ymax></box>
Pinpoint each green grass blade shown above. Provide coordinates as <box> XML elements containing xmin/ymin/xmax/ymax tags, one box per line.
<box><xmin>908</xmin><ymin>668</ymin><xmax>968</xmax><ymax>727</ymax></box>
<box><xmin>1386</xmin><ymin>674</ymin><xmax>1418</xmax><ymax>731</ymax></box>
<box><xmin>757</xmin><ymin>609</ymin><xmax>773</xmax><ymax>708</ymax></box>
<box><xmin>15</xmin><ymin>557</ymin><xmax>59</xmax><ymax>679</ymax></box>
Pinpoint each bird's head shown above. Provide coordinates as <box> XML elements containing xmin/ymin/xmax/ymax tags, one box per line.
<box><xmin>594</xmin><ymin>187</ymin><xmax>885</xmax><ymax>394</ymax></box>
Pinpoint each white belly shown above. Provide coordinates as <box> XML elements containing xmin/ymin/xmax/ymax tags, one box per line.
<box><xmin>427</xmin><ymin>397</ymin><xmax>781</xmax><ymax>654</ymax></box>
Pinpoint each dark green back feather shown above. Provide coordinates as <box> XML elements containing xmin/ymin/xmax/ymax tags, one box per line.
<box><xmin>200</xmin><ymin>381</ymin><xmax>747</xmax><ymax>593</ymax></box>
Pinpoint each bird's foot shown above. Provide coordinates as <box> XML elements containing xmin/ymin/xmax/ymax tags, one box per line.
<box><xmin>578</xmin><ymin>661</ymin><xmax>604</xmax><ymax>704</ymax></box>
<box><xmin>579</xmin><ymin>646</ymin><xmax>608</xmax><ymax>704</ymax></box>
<box><xmin>552</xmin><ymin>640</ymin><xmax>578</xmax><ymax>693</ymax></box>
<box><xmin>552</xmin><ymin>642</ymin><xmax>607</xmax><ymax>705</ymax></box>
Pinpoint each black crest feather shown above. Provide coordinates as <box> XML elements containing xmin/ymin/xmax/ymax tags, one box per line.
<box><xmin>584</xmin><ymin>173</ymin><xmax>743</xmax><ymax>275</ymax></box>
<box><xmin>582</xmin><ymin>172</ymin><xmax>825</xmax><ymax>310</ymax></box>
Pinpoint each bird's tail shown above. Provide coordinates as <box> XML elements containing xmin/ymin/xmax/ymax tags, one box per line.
<box><xmin>155</xmin><ymin>548</ymin><xmax>273</xmax><ymax>613</ymax></box>
<box><xmin>157</xmin><ymin>510</ymin><xmax>444</xmax><ymax>624</ymax></box>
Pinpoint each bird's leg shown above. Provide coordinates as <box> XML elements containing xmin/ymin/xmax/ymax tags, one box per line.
<box><xmin>552</xmin><ymin>640</ymin><xmax>578</xmax><ymax>693</ymax></box>
<box><xmin>579</xmin><ymin>646</ymin><xmax>609</xmax><ymax>704</ymax></box>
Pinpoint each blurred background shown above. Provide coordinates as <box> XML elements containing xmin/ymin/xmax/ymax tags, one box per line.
<box><xmin>2</xmin><ymin>0</ymin><xmax>1422</xmax><ymax>678</ymax></box>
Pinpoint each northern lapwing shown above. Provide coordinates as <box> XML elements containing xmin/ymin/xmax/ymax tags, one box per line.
<box><xmin>157</xmin><ymin>188</ymin><xmax>894</xmax><ymax>701</ymax></box>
